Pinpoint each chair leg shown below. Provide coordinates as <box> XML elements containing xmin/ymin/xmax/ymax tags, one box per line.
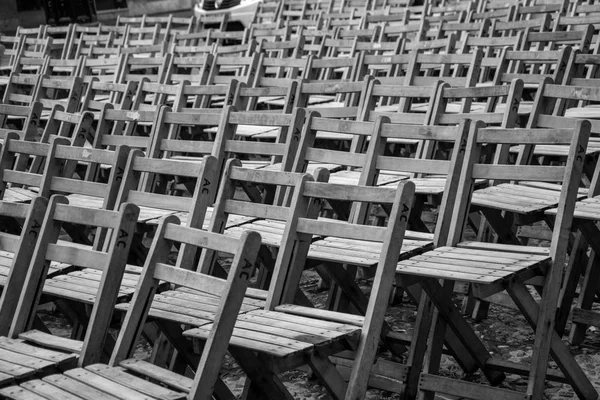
<box><xmin>507</xmin><ymin>281</ymin><xmax>597</xmax><ymax>400</ymax></box>
<box><xmin>403</xmin><ymin>287</ymin><xmax>437</xmax><ymax>400</ymax></box>
<box><xmin>231</xmin><ymin>348</ymin><xmax>295</xmax><ymax>400</ymax></box>
<box><xmin>419</xmin><ymin>278</ymin><xmax>505</xmax><ymax>385</ymax></box>
<box><xmin>308</xmin><ymin>352</ymin><xmax>348</xmax><ymax>400</ymax></box>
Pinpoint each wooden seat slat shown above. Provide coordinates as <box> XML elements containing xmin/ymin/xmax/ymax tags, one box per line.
<box><xmin>249</xmin><ymin>309</ymin><xmax>361</xmax><ymax>333</ymax></box>
<box><xmin>153</xmin><ymin>293</ymin><xmax>259</xmax><ymax>315</ymax></box>
<box><xmin>236</xmin><ymin>313</ymin><xmax>353</xmax><ymax>341</ymax></box>
<box><xmin>0</xmin><ymin>338</ymin><xmax>74</xmax><ymax>363</ymax></box>
<box><xmin>456</xmin><ymin>242</ymin><xmax>551</xmax><ymax>256</ymax></box>
<box><xmin>0</xmin><ymin>348</ymin><xmax>56</xmax><ymax>371</ymax></box>
<box><xmin>63</xmin><ymin>369</ymin><xmax>156</xmax><ymax>400</ymax></box>
<box><xmin>396</xmin><ymin>264</ymin><xmax>507</xmax><ymax>284</ymax></box>
<box><xmin>40</xmin><ymin>374</ymin><xmax>122</xmax><ymax>400</ymax></box>
<box><xmin>185</xmin><ymin>324</ymin><xmax>315</xmax><ymax>357</ymax></box>
<box><xmin>48</xmin><ymin>275</ymin><xmax>134</xmax><ymax>295</ymax></box>
<box><xmin>18</xmin><ymin>380</ymin><xmax>82</xmax><ymax>400</ymax></box>
<box><xmin>157</xmin><ymin>290</ymin><xmax>262</xmax><ymax>312</ymax></box>
<box><xmin>0</xmin><ymin>384</ymin><xmax>64</xmax><ymax>400</ymax></box>
<box><xmin>175</xmin><ymin>286</ymin><xmax>267</xmax><ymax>305</ymax></box>
<box><xmin>509</xmin><ymin>144</ymin><xmax>600</xmax><ymax>157</ymax></box>
<box><xmin>42</xmin><ymin>281</ymin><xmax>131</xmax><ymax>303</ymax></box>
<box><xmin>148</xmin><ymin>298</ymin><xmax>233</xmax><ymax>321</ymax></box>
<box><xmin>0</xmin><ymin>359</ymin><xmax>35</xmax><ymax>379</ymax></box>
<box><xmin>400</xmin><ymin>258</ymin><xmax>541</xmax><ymax>276</ymax></box>
<box><xmin>85</xmin><ymin>364</ymin><xmax>186</xmax><ymax>400</ymax></box>
<box><xmin>473</xmin><ymin>193</ymin><xmax>559</xmax><ymax>211</ymax></box>
<box><xmin>18</xmin><ymin>331</ymin><xmax>82</xmax><ymax>355</ymax></box>
<box><xmin>119</xmin><ymin>359</ymin><xmax>193</xmax><ymax>393</ymax></box>
<box><xmin>224</xmin><ymin>225</ymin><xmax>284</xmax><ymax>247</ymax></box>
<box><xmin>66</xmin><ymin>271</ymin><xmax>140</xmax><ymax>288</ymax></box>
<box><xmin>433</xmin><ymin>246</ymin><xmax>550</xmax><ymax>261</ymax></box>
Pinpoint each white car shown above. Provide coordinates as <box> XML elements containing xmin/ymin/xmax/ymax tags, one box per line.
<box><xmin>193</xmin><ymin>0</ymin><xmax>263</xmax><ymax>28</ymax></box>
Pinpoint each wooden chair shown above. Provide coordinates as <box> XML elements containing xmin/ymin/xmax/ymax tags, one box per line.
<box><xmin>79</xmin><ymin>78</ymin><xmax>139</xmax><ymax>117</ymax></box>
<box><xmin>163</xmin><ymin>53</ymin><xmax>214</xmax><ymax>87</ymax></box>
<box><xmin>0</xmin><ymin>215</ymin><xmax>262</xmax><ymax>400</ymax></box>
<box><xmin>207</xmin><ymin>53</ymin><xmax>261</xmax><ymax>86</ymax></box>
<box><xmin>62</xmin><ymin>149</ymin><xmax>219</xmax><ymax>291</ymax></box>
<box><xmin>0</xmin><ymin>196</ymin><xmax>48</xmax><ymax>322</ymax></box>
<box><xmin>91</xmin><ymin>104</ymin><xmax>160</xmax><ymax>150</ymax></box>
<box><xmin>396</xmin><ymin>120</ymin><xmax>597</xmax><ymax>400</ymax></box>
<box><xmin>32</xmin><ymin>76</ymin><xmax>85</xmax><ymax>122</ymax></box>
<box><xmin>78</xmin><ymin>54</ymin><xmax>125</xmax><ymax>84</ymax></box>
<box><xmin>117</xmin><ymin>53</ymin><xmax>172</xmax><ymax>84</ymax></box>
<box><xmin>0</xmin><ymin>102</ymin><xmax>42</xmax><ymax>142</ymax></box>
<box><xmin>189</xmin><ymin>162</ymin><xmax>416</xmax><ymax>400</ymax></box>
<box><xmin>0</xmin><ymin>132</ymin><xmax>129</xmax><ymax>213</ymax></box>
<box><xmin>0</xmin><ymin>196</ymin><xmax>138</xmax><ymax>386</ymax></box>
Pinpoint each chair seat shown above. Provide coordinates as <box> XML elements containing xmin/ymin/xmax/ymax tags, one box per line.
<box><xmin>4</xmin><ymin>187</ymin><xmax>38</xmax><ymax>203</ymax></box>
<box><xmin>471</xmin><ymin>183</ymin><xmax>585</xmax><ymax>215</ymax></box>
<box><xmin>115</xmin><ymin>286</ymin><xmax>266</xmax><ymax>326</ymax></box>
<box><xmin>564</xmin><ymin>105</ymin><xmax>600</xmax><ymax>119</ymax></box>
<box><xmin>205</xmin><ymin>123</ymin><xmax>279</xmax><ymax>138</ymax></box>
<box><xmin>546</xmin><ymin>195</ymin><xmax>600</xmax><ymax>220</ymax></box>
<box><xmin>309</xmin><ymin>229</ymin><xmax>434</xmax><ymax>266</ymax></box>
<box><xmin>67</xmin><ymin>194</ymin><xmax>173</xmax><ymax>223</ymax></box>
<box><xmin>184</xmin><ymin>308</ymin><xmax>361</xmax><ymax>358</ymax></box>
<box><xmin>226</xmin><ymin>217</ymin><xmax>433</xmax><ymax>264</ymax></box>
<box><xmin>43</xmin><ymin>268</ymin><xmax>142</xmax><ymax>304</ymax></box>
<box><xmin>0</xmin><ymin>364</ymin><xmax>188</xmax><ymax>400</ymax></box>
<box><xmin>260</xmin><ymin>162</ymin><xmax>343</xmax><ymax>174</ymax></box>
<box><xmin>0</xmin><ymin>335</ymin><xmax>78</xmax><ymax>387</ymax></box>
<box><xmin>0</xmin><ymin>250</ymin><xmax>72</xmax><ymax>286</ymax></box>
<box><xmin>145</xmin><ymin>206</ymin><xmax>256</xmax><ymax>229</ymax></box>
<box><xmin>383</xmin><ymin>177</ymin><xmax>487</xmax><ymax>196</ymax></box>
<box><xmin>509</xmin><ymin>143</ymin><xmax>600</xmax><ymax>157</ymax></box>
<box><xmin>396</xmin><ymin>243</ymin><xmax>551</xmax><ymax>284</ymax></box>
<box><xmin>327</xmin><ymin>169</ymin><xmax>405</xmax><ymax>186</ymax></box>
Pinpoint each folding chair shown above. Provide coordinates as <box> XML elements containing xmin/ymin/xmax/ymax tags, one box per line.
<box><xmin>396</xmin><ymin>120</ymin><xmax>597</xmax><ymax>400</ymax></box>
<box><xmin>0</xmin><ymin>196</ymin><xmax>138</xmax><ymax>386</ymax></box>
<box><xmin>188</xmin><ymin>164</ymin><xmax>416</xmax><ymax>400</ymax></box>
<box><xmin>0</xmin><ymin>217</ymin><xmax>260</xmax><ymax>400</ymax></box>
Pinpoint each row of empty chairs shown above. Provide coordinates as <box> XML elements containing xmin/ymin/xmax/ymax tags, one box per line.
<box><xmin>2</xmin><ymin>0</ymin><xmax>600</xmax><ymax>399</ymax></box>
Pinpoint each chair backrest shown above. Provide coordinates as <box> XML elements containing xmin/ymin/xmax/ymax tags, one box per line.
<box><xmin>0</xmin><ymin>196</ymin><xmax>48</xmax><ymax>335</ymax></box>
<box><xmin>494</xmin><ymin>47</ymin><xmax>572</xmax><ymax>87</ymax></box>
<box><xmin>430</xmin><ymin>79</ymin><xmax>523</xmax><ymax>129</ymax></box>
<box><xmin>447</xmin><ymin>120</ymin><xmax>590</xmax><ymax>252</ymax></box>
<box><xmin>199</xmin><ymin>160</ymin><xmax>323</xmax><ymax>283</ymax></box>
<box><xmin>34</xmin><ymin>75</ymin><xmax>85</xmax><ymax>114</ymax></box>
<box><xmin>115</xmin><ymin>151</ymin><xmax>218</xmax><ymax>243</ymax></box>
<box><xmin>234</xmin><ymin>79</ymin><xmax>297</xmax><ymax>112</ymax></box>
<box><xmin>222</xmin><ymin>106</ymin><xmax>306</xmax><ymax>171</ymax></box>
<box><xmin>80</xmin><ymin>78</ymin><xmax>139</xmax><ymax>114</ymax></box>
<box><xmin>93</xmin><ymin>104</ymin><xmax>160</xmax><ymax>147</ymax></box>
<box><xmin>178</xmin><ymin>79</ymin><xmax>238</xmax><ymax>111</ymax></box>
<box><xmin>0</xmin><ymin>133</ymin><xmax>129</xmax><ymax>213</ymax></box>
<box><xmin>295</xmin><ymin>76</ymin><xmax>372</xmax><ymax>119</ymax></box>
<box><xmin>147</xmin><ymin>106</ymin><xmax>225</xmax><ymax>161</ymax></box>
<box><xmin>207</xmin><ymin>53</ymin><xmax>261</xmax><ymax>86</ymax></box>
<box><xmin>164</xmin><ymin>53</ymin><xmax>214</xmax><ymax>85</ymax></box>
<box><xmin>117</xmin><ymin>53</ymin><xmax>172</xmax><ymax>84</ymax></box>
<box><xmin>9</xmin><ymin>196</ymin><xmax>139</xmax><ymax>367</ymax></box>
<box><xmin>0</xmin><ymin>102</ymin><xmax>42</xmax><ymax>142</ymax></box>
<box><xmin>109</xmin><ymin>216</ymin><xmax>261</xmax><ymax>398</ymax></box>
<box><xmin>520</xmin><ymin>24</ymin><xmax>594</xmax><ymax>53</ymax></box>
<box><xmin>131</xmin><ymin>80</ymin><xmax>185</xmax><ymax>112</ymax></box>
<box><xmin>79</xmin><ymin>54</ymin><xmax>125</xmax><ymax>84</ymax></box>
<box><xmin>370</xmin><ymin>118</ymin><xmax>471</xmax><ymax>229</ymax></box>
<box><xmin>2</xmin><ymin>73</ymin><xmax>41</xmax><ymax>107</ymax></box>
<box><xmin>266</xmin><ymin>179</ymin><xmax>414</xmax><ymax>400</ymax></box>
